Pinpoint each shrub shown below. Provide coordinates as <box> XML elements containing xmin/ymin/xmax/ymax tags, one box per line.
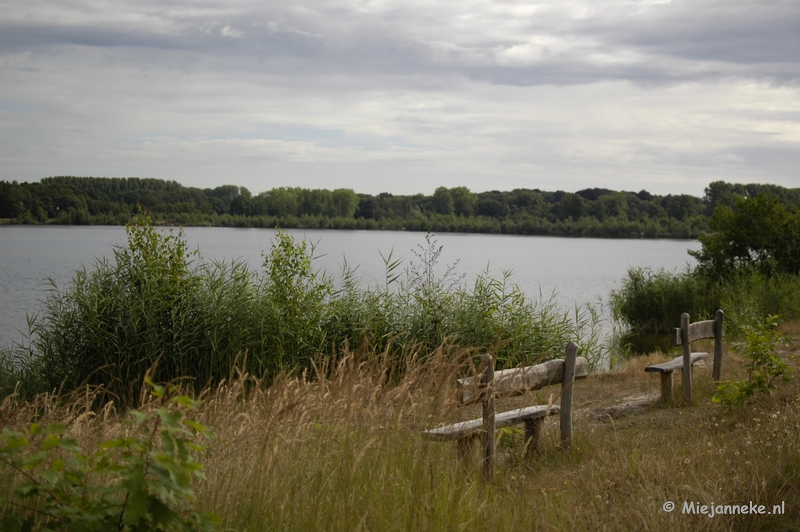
<box><xmin>713</xmin><ymin>316</ymin><xmax>793</xmax><ymax>408</ymax></box>
<box><xmin>0</xmin><ymin>378</ymin><xmax>218</xmax><ymax>531</ymax></box>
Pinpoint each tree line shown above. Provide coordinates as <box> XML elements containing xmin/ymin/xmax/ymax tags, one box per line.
<box><xmin>1</xmin><ymin>176</ymin><xmax>798</xmax><ymax>238</ymax></box>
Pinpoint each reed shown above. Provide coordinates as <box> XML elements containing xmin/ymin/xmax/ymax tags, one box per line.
<box><xmin>612</xmin><ymin>266</ymin><xmax>800</xmax><ymax>356</ymax></box>
<box><xmin>1</xmin><ymin>216</ymin><xmax>607</xmax><ymax>403</ymax></box>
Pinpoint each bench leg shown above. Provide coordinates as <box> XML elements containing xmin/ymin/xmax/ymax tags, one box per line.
<box><xmin>524</xmin><ymin>418</ymin><xmax>543</xmax><ymax>456</ymax></box>
<box><xmin>660</xmin><ymin>372</ymin><xmax>673</xmax><ymax>402</ymax></box>
<box><xmin>457</xmin><ymin>434</ymin><xmax>480</xmax><ymax>465</ymax></box>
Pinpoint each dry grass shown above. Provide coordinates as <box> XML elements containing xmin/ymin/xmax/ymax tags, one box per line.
<box><xmin>778</xmin><ymin>320</ymin><xmax>800</xmax><ymax>337</ymax></box>
<box><xmin>3</xmin><ymin>338</ymin><xmax>800</xmax><ymax>531</ymax></box>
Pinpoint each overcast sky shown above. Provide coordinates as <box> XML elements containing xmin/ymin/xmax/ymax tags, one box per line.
<box><xmin>1</xmin><ymin>0</ymin><xmax>798</xmax><ymax>197</ymax></box>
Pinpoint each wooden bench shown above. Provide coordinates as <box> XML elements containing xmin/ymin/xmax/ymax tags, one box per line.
<box><xmin>645</xmin><ymin>310</ymin><xmax>724</xmax><ymax>404</ymax></box>
<box><xmin>423</xmin><ymin>342</ymin><xmax>588</xmax><ymax>479</ymax></box>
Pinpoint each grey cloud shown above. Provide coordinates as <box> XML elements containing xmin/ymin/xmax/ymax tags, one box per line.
<box><xmin>1</xmin><ymin>0</ymin><xmax>798</xmax><ymax>194</ymax></box>
<box><xmin>572</xmin><ymin>1</ymin><xmax>800</xmax><ymax>82</ymax></box>
<box><xmin>0</xmin><ymin>23</ymin><xmax>189</xmax><ymax>51</ymax></box>
<box><xmin>3</xmin><ymin>0</ymin><xmax>798</xmax><ymax>88</ymax></box>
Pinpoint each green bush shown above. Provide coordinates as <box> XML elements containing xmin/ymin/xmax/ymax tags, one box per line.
<box><xmin>713</xmin><ymin>316</ymin><xmax>793</xmax><ymax>408</ymax></box>
<box><xmin>17</xmin><ymin>214</ymin><xmax>208</xmax><ymax>403</ymax></box>
<box><xmin>0</xmin><ymin>378</ymin><xmax>218</xmax><ymax>531</ymax></box>
<box><xmin>691</xmin><ymin>194</ymin><xmax>800</xmax><ymax>279</ymax></box>
<box><xmin>612</xmin><ymin>193</ymin><xmax>800</xmax><ymax>354</ymax></box>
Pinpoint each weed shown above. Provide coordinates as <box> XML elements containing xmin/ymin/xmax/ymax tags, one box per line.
<box><xmin>0</xmin><ymin>378</ymin><xmax>217</xmax><ymax>531</ymax></box>
<box><xmin>714</xmin><ymin>316</ymin><xmax>794</xmax><ymax>408</ymax></box>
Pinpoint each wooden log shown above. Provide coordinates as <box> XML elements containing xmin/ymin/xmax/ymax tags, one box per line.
<box><xmin>458</xmin><ymin>356</ymin><xmax>589</xmax><ymax>404</ymax></box>
<box><xmin>682</xmin><ymin>313</ymin><xmax>692</xmax><ymax>404</ymax></box>
<box><xmin>480</xmin><ymin>354</ymin><xmax>495</xmax><ymax>481</ymax></box>
<box><xmin>560</xmin><ymin>342</ymin><xmax>577</xmax><ymax>449</ymax></box>
<box><xmin>713</xmin><ymin>309</ymin><xmax>724</xmax><ymax>383</ymax></box>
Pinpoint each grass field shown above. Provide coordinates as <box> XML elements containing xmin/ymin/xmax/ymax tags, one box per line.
<box><xmin>2</xmin><ymin>324</ymin><xmax>799</xmax><ymax>531</ymax></box>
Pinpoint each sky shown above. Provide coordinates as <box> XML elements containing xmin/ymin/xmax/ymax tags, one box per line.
<box><xmin>1</xmin><ymin>0</ymin><xmax>798</xmax><ymax>198</ymax></box>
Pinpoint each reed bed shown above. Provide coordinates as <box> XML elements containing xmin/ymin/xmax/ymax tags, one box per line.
<box><xmin>612</xmin><ymin>267</ymin><xmax>800</xmax><ymax>356</ymax></box>
<box><xmin>1</xmin><ymin>216</ymin><xmax>608</xmax><ymax>404</ymax></box>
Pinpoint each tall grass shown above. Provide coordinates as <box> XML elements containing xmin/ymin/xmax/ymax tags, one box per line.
<box><xmin>1</xmin><ymin>216</ymin><xmax>608</xmax><ymax>403</ymax></box>
<box><xmin>3</xmin><ymin>344</ymin><xmax>799</xmax><ymax>530</ymax></box>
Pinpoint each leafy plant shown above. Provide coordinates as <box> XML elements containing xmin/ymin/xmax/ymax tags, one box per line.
<box><xmin>259</xmin><ymin>229</ymin><xmax>333</xmax><ymax>371</ymax></box>
<box><xmin>0</xmin><ymin>378</ymin><xmax>218</xmax><ymax>531</ymax></box>
<box><xmin>713</xmin><ymin>316</ymin><xmax>793</xmax><ymax>408</ymax></box>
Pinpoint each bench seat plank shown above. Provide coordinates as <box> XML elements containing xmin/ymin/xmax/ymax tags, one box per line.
<box><xmin>423</xmin><ymin>404</ymin><xmax>560</xmax><ymax>441</ymax></box>
<box><xmin>644</xmin><ymin>352</ymin><xmax>708</xmax><ymax>373</ymax></box>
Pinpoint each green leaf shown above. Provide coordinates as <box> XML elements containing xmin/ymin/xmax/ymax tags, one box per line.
<box><xmin>42</xmin><ymin>434</ymin><xmax>61</xmax><ymax>451</ymax></box>
<box><xmin>156</xmin><ymin>408</ymin><xmax>181</xmax><ymax>430</ymax></box>
<box><xmin>172</xmin><ymin>395</ymin><xmax>199</xmax><ymax>410</ymax></box>
<box><xmin>146</xmin><ymin>376</ymin><xmax>165</xmax><ymax>398</ymax></box>
<box><xmin>57</xmin><ymin>437</ymin><xmax>82</xmax><ymax>454</ymax></box>
<box><xmin>21</xmin><ymin>451</ymin><xmax>49</xmax><ymax>469</ymax></box>
<box><xmin>1</xmin><ymin>435</ymin><xmax>30</xmax><ymax>454</ymax></box>
<box><xmin>183</xmin><ymin>420</ymin><xmax>213</xmax><ymax>438</ymax></box>
<box><xmin>130</xmin><ymin>410</ymin><xmax>150</xmax><ymax>424</ymax></box>
<box><xmin>42</xmin><ymin>424</ymin><xmax>67</xmax><ymax>435</ymax></box>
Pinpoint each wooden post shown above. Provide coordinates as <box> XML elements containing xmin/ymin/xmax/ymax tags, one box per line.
<box><xmin>681</xmin><ymin>313</ymin><xmax>692</xmax><ymax>404</ymax></box>
<box><xmin>560</xmin><ymin>342</ymin><xmax>578</xmax><ymax>449</ymax></box>
<box><xmin>660</xmin><ymin>372</ymin><xmax>673</xmax><ymax>402</ymax></box>
<box><xmin>480</xmin><ymin>354</ymin><xmax>495</xmax><ymax>480</ymax></box>
<box><xmin>713</xmin><ymin>309</ymin><xmax>724</xmax><ymax>383</ymax></box>
<box><xmin>457</xmin><ymin>434</ymin><xmax>479</xmax><ymax>464</ymax></box>
<box><xmin>524</xmin><ymin>418</ymin><xmax>543</xmax><ymax>456</ymax></box>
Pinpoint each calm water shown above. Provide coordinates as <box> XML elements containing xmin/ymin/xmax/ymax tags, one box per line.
<box><xmin>0</xmin><ymin>226</ymin><xmax>700</xmax><ymax>348</ymax></box>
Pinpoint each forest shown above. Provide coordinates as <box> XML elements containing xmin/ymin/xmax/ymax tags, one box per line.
<box><xmin>2</xmin><ymin>176</ymin><xmax>799</xmax><ymax>238</ymax></box>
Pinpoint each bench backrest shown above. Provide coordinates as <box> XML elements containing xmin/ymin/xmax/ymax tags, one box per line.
<box><xmin>671</xmin><ymin>316</ymin><xmax>721</xmax><ymax>346</ymax></box>
<box><xmin>670</xmin><ymin>310</ymin><xmax>724</xmax><ymax>403</ymax></box>
<box><xmin>467</xmin><ymin>342</ymin><xmax>584</xmax><ymax>479</ymax></box>
<box><xmin>457</xmin><ymin>354</ymin><xmax>589</xmax><ymax>404</ymax></box>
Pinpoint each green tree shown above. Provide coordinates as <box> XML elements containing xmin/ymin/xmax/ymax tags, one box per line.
<box><xmin>330</xmin><ymin>189</ymin><xmax>358</xmax><ymax>218</ymax></box>
<box><xmin>691</xmin><ymin>194</ymin><xmax>800</xmax><ymax>278</ymax></box>
<box><xmin>557</xmin><ymin>193</ymin><xmax>586</xmax><ymax>221</ymax></box>
<box><xmin>450</xmin><ymin>186</ymin><xmax>475</xmax><ymax>216</ymax></box>
<box><xmin>228</xmin><ymin>187</ymin><xmax>252</xmax><ymax>216</ymax></box>
<box><xmin>430</xmin><ymin>187</ymin><xmax>454</xmax><ymax>215</ymax></box>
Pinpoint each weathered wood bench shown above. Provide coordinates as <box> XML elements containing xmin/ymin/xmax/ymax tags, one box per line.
<box><xmin>645</xmin><ymin>310</ymin><xmax>724</xmax><ymax>404</ymax></box>
<box><xmin>423</xmin><ymin>342</ymin><xmax>588</xmax><ymax>479</ymax></box>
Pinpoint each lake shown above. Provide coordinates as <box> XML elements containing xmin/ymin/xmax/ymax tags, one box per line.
<box><xmin>0</xmin><ymin>226</ymin><xmax>700</xmax><ymax>348</ymax></box>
